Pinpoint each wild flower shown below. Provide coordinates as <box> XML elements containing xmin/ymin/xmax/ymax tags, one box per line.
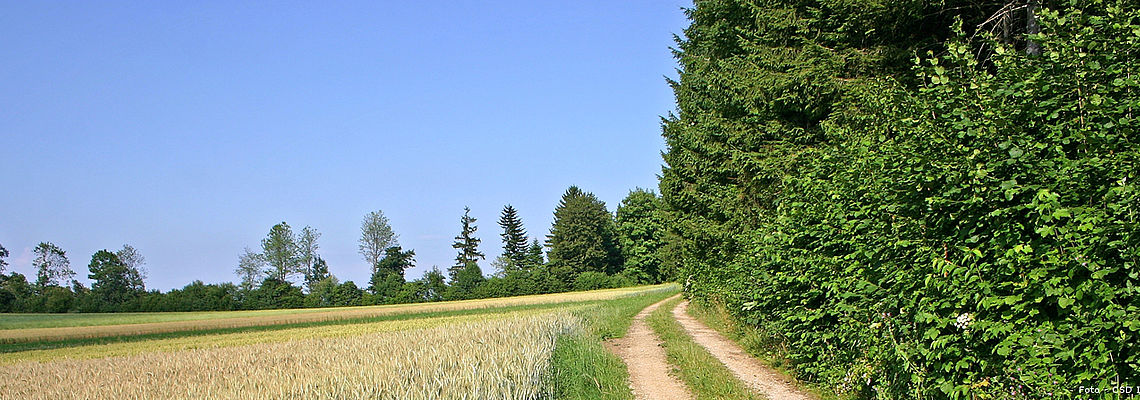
<box><xmin>954</xmin><ymin>312</ymin><xmax>974</xmax><ymax>330</ymax></box>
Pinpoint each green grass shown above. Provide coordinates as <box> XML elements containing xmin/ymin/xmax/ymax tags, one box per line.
<box><xmin>687</xmin><ymin>300</ymin><xmax>839</xmax><ymax>400</ymax></box>
<box><xmin>552</xmin><ymin>285</ymin><xmax>680</xmax><ymax>400</ymax></box>
<box><xmin>647</xmin><ymin>296</ymin><xmax>761</xmax><ymax>400</ymax></box>
<box><xmin>0</xmin><ymin>308</ymin><xmax>339</xmax><ymax>330</ymax></box>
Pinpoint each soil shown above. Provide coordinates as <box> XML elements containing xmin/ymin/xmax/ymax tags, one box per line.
<box><xmin>606</xmin><ymin>294</ymin><xmax>693</xmax><ymax>400</ymax></box>
<box><xmin>673</xmin><ymin>301</ymin><xmax>816</xmax><ymax>400</ymax></box>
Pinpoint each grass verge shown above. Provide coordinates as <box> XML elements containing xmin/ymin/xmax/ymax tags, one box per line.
<box><xmin>552</xmin><ymin>284</ymin><xmax>679</xmax><ymax>400</ymax></box>
<box><xmin>647</xmin><ymin>296</ymin><xmax>761</xmax><ymax>400</ymax></box>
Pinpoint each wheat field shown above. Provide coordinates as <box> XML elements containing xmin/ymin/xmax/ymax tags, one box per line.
<box><xmin>0</xmin><ymin>312</ymin><xmax>581</xmax><ymax>400</ymax></box>
<box><xmin>0</xmin><ymin>285</ymin><xmax>670</xmax><ymax>343</ymax></box>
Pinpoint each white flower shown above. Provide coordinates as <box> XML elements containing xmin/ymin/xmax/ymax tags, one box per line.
<box><xmin>954</xmin><ymin>312</ymin><xmax>974</xmax><ymax>330</ymax></box>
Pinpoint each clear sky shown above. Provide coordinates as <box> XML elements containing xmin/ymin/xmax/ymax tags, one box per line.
<box><xmin>0</xmin><ymin>1</ymin><xmax>691</xmax><ymax>290</ymax></box>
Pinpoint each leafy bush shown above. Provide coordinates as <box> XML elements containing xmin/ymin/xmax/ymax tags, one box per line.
<box><xmin>665</xmin><ymin>1</ymin><xmax>1139</xmax><ymax>398</ymax></box>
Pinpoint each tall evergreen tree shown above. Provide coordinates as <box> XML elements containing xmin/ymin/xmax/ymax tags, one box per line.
<box><xmin>525</xmin><ymin>239</ymin><xmax>544</xmax><ymax>268</ymax></box>
<box><xmin>450</xmin><ymin>207</ymin><xmax>484</xmax><ymax>280</ymax></box>
<box><xmin>498</xmin><ymin>205</ymin><xmax>529</xmax><ymax>266</ymax></box>
<box><xmin>546</xmin><ymin>186</ymin><xmax>622</xmax><ymax>279</ymax></box>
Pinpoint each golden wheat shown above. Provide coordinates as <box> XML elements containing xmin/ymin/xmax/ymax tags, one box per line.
<box><xmin>0</xmin><ymin>312</ymin><xmax>581</xmax><ymax>400</ymax></box>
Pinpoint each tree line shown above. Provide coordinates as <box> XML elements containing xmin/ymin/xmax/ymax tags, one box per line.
<box><xmin>0</xmin><ymin>185</ymin><xmax>672</xmax><ymax>313</ymax></box>
<box><xmin>661</xmin><ymin>0</ymin><xmax>1137</xmax><ymax>398</ymax></box>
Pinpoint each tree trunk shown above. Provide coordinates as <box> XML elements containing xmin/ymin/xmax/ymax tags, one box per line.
<box><xmin>1026</xmin><ymin>0</ymin><xmax>1041</xmax><ymax>56</ymax></box>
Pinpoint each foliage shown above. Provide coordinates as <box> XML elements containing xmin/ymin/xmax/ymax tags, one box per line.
<box><xmin>499</xmin><ymin>204</ymin><xmax>530</xmax><ymax>267</ymax></box>
<box><xmin>450</xmin><ymin>207</ymin><xmax>485</xmax><ymax>281</ymax></box>
<box><xmin>615</xmin><ymin>188</ymin><xmax>669</xmax><ymax>283</ymax></box>
<box><xmin>246</xmin><ymin>277</ymin><xmax>304</xmax><ymax>310</ymax></box>
<box><xmin>445</xmin><ymin>262</ymin><xmax>486</xmax><ymax>301</ymax></box>
<box><xmin>332</xmin><ymin>281</ymin><xmax>364</xmax><ymax>307</ymax></box>
<box><xmin>297</xmin><ymin>226</ymin><xmax>321</xmax><ymax>291</ymax></box>
<box><xmin>359</xmin><ymin>210</ymin><xmax>399</xmax><ymax>275</ymax></box>
<box><xmin>547</xmin><ymin>186</ymin><xmax>623</xmax><ymax>280</ymax></box>
<box><xmin>32</xmin><ymin>242</ymin><xmax>73</xmax><ymax>289</ymax></box>
<box><xmin>87</xmin><ymin>250</ymin><xmax>143</xmax><ymax>312</ymax></box>
<box><xmin>111</xmin><ymin>245</ymin><xmax>147</xmax><ymax>294</ymax></box>
<box><xmin>304</xmin><ymin>276</ymin><xmax>340</xmax><ymax>308</ymax></box>
<box><xmin>234</xmin><ymin>247</ymin><xmax>266</xmax><ymax>292</ymax></box>
<box><xmin>306</xmin><ymin>256</ymin><xmax>330</xmax><ymax>292</ymax></box>
<box><xmin>662</xmin><ymin>1</ymin><xmax>1140</xmax><ymax>398</ymax></box>
<box><xmin>0</xmin><ymin>242</ymin><xmax>8</xmax><ymax>274</ymax></box>
<box><xmin>261</xmin><ymin>222</ymin><xmax>301</xmax><ymax>282</ymax></box>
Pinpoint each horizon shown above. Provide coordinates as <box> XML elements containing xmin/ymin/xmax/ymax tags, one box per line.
<box><xmin>0</xmin><ymin>1</ymin><xmax>692</xmax><ymax>290</ymax></box>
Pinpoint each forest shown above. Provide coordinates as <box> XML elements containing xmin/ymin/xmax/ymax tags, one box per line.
<box><xmin>0</xmin><ymin>185</ymin><xmax>672</xmax><ymax>313</ymax></box>
<box><xmin>658</xmin><ymin>0</ymin><xmax>1138</xmax><ymax>398</ymax></box>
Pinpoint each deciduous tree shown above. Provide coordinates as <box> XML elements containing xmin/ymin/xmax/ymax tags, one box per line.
<box><xmin>32</xmin><ymin>242</ymin><xmax>73</xmax><ymax>289</ymax></box>
<box><xmin>359</xmin><ymin>211</ymin><xmax>398</xmax><ymax>274</ymax></box>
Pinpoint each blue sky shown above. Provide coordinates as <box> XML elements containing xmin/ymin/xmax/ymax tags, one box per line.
<box><xmin>0</xmin><ymin>1</ymin><xmax>690</xmax><ymax>290</ymax></box>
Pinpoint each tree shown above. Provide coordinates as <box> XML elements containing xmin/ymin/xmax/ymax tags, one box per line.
<box><xmin>445</xmin><ymin>262</ymin><xmax>484</xmax><ymax>300</ymax></box>
<box><xmin>261</xmin><ymin>222</ymin><xmax>301</xmax><ymax>282</ymax></box>
<box><xmin>450</xmin><ymin>207</ymin><xmax>484</xmax><ymax>281</ymax></box>
<box><xmin>498</xmin><ymin>205</ymin><xmax>529</xmax><ymax>267</ymax></box>
<box><xmin>306</xmin><ymin>256</ymin><xmax>330</xmax><ymax>291</ymax></box>
<box><xmin>615</xmin><ymin>189</ymin><xmax>667</xmax><ymax>283</ymax></box>
<box><xmin>369</xmin><ymin>246</ymin><xmax>415</xmax><ymax>303</ymax></box>
<box><xmin>375</xmin><ymin>246</ymin><xmax>415</xmax><ymax>278</ymax></box>
<box><xmin>359</xmin><ymin>210</ymin><xmax>398</xmax><ymax>275</ymax></box>
<box><xmin>235</xmin><ymin>247</ymin><xmax>266</xmax><ymax>292</ymax></box>
<box><xmin>115</xmin><ymin>244</ymin><xmax>147</xmax><ymax>293</ymax></box>
<box><xmin>32</xmin><ymin>242</ymin><xmax>73</xmax><ymax>289</ymax></box>
<box><xmin>332</xmin><ymin>281</ymin><xmax>363</xmax><ymax>306</ymax></box>
<box><xmin>0</xmin><ymin>242</ymin><xmax>9</xmax><ymax>274</ymax></box>
<box><xmin>304</xmin><ymin>276</ymin><xmax>339</xmax><ymax>308</ymax></box>
<box><xmin>525</xmin><ymin>239</ymin><xmax>544</xmax><ymax>268</ymax></box>
<box><xmin>88</xmin><ymin>250</ymin><xmax>141</xmax><ymax>311</ymax></box>
<box><xmin>546</xmin><ymin>186</ymin><xmax>622</xmax><ymax>279</ymax></box>
<box><xmin>420</xmin><ymin>267</ymin><xmax>447</xmax><ymax>302</ymax></box>
<box><xmin>297</xmin><ymin>226</ymin><xmax>321</xmax><ymax>291</ymax></box>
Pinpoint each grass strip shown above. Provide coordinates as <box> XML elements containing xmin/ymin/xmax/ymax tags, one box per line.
<box><xmin>552</xmin><ymin>285</ymin><xmax>680</xmax><ymax>400</ymax></box>
<box><xmin>647</xmin><ymin>296</ymin><xmax>762</xmax><ymax>400</ymax></box>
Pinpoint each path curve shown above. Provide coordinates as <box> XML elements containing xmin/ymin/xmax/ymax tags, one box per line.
<box><xmin>674</xmin><ymin>301</ymin><xmax>815</xmax><ymax>400</ymax></box>
<box><xmin>607</xmin><ymin>294</ymin><xmax>692</xmax><ymax>400</ymax></box>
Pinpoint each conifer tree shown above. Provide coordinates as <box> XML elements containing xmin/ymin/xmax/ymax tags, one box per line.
<box><xmin>450</xmin><ymin>207</ymin><xmax>484</xmax><ymax>281</ymax></box>
<box><xmin>498</xmin><ymin>205</ymin><xmax>529</xmax><ymax>266</ymax></box>
<box><xmin>546</xmin><ymin>186</ymin><xmax>621</xmax><ymax>280</ymax></box>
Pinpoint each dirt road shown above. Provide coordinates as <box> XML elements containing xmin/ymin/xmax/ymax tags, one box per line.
<box><xmin>673</xmin><ymin>301</ymin><xmax>815</xmax><ymax>400</ymax></box>
<box><xmin>607</xmin><ymin>294</ymin><xmax>692</xmax><ymax>400</ymax></box>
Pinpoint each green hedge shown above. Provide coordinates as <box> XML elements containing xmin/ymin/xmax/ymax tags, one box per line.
<box><xmin>664</xmin><ymin>2</ymin><xmax>1138</xmax><ymax>398</ymax></box>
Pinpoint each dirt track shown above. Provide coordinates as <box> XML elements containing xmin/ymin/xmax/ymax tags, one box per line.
<box><xmin>674</xmin><ymin>301</ymin><xmax>814</xmax><ymax>400</ymax></box>
<box><xmin>607</xmin><ymin>294</ymin><xmax>692</xmax><ymax>400</ymax></box>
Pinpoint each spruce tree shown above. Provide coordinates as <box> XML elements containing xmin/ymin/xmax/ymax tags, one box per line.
<box><xmin>450</xmin><ymin>207</ymin><xmax>484</xmax><ymax>281</ymax></box>
<box><xmin>498</xmin><ymin>205</ymin><xmax>529</xmax><ymax>266</ymax></box>
<box><xmin>546</xmin><ymin>186</ymin><xmax>622</xmax><ymax>280</ymax></box>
